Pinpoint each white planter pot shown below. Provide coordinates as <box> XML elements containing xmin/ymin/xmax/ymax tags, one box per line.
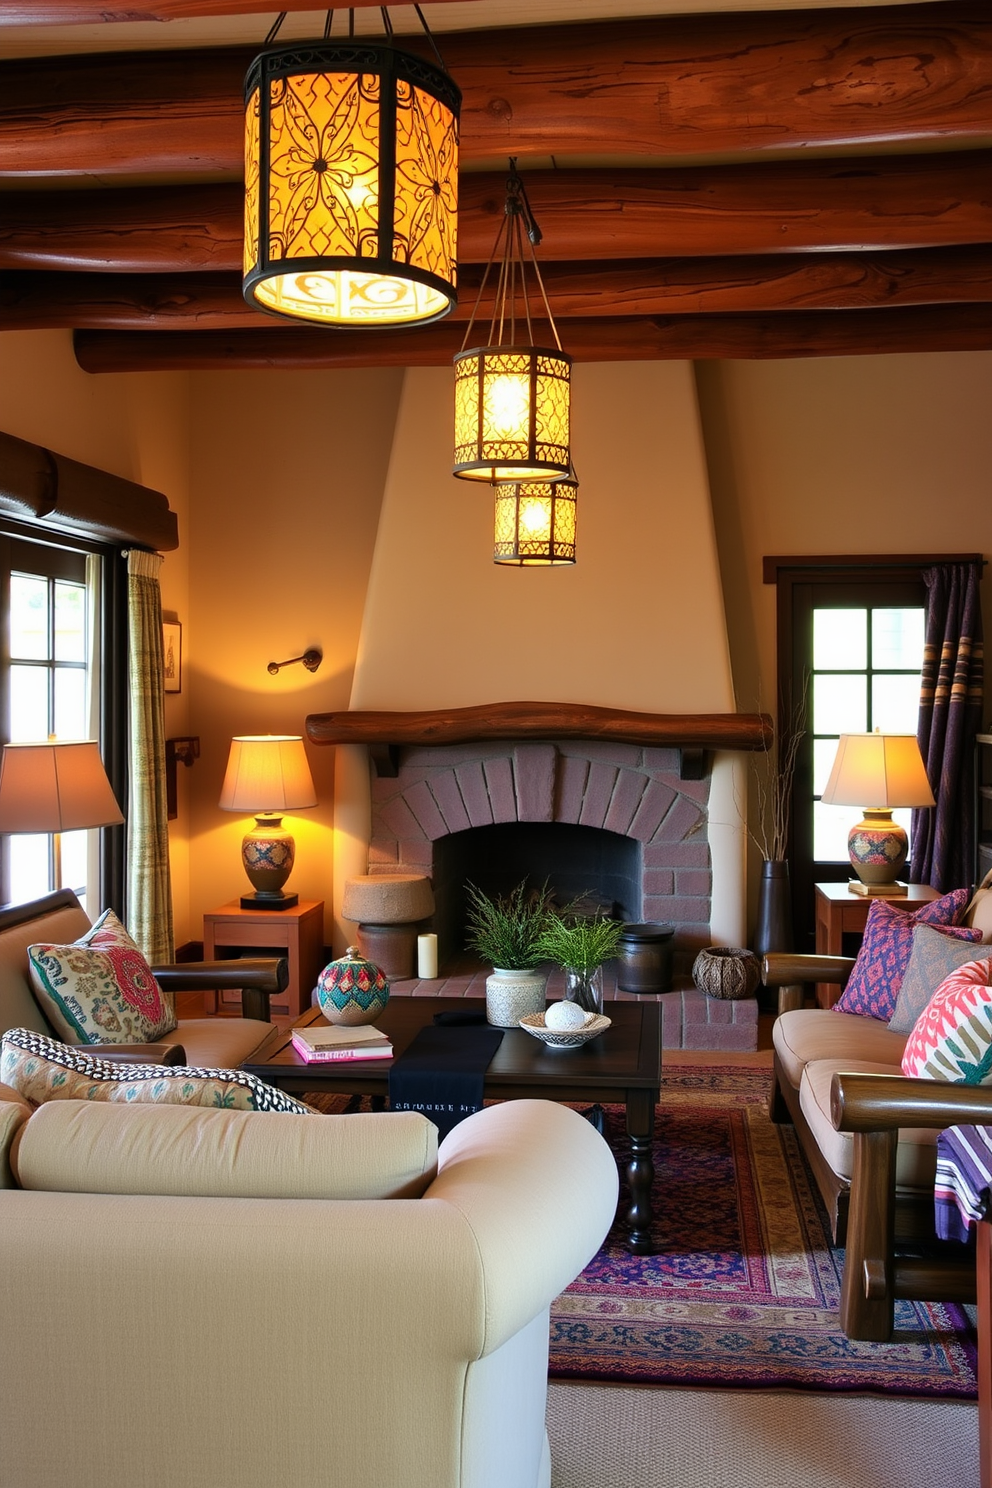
<box><xmin>485</xmin><ymin>967</ymin><xmax>548</xmax><ymax>1028</ymax></box>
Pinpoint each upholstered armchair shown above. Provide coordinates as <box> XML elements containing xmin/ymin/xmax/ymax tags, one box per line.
<box><xmin>0</xmin><ymin>888</ymin><xmax>287</xmax><ymax>1067</ymax></box>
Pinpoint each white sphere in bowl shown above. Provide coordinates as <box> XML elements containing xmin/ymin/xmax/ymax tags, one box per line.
<box><xmin>544</xmin><ymin>1000</ymin><xmax>589</xmax><ymax>1031</ymax></box>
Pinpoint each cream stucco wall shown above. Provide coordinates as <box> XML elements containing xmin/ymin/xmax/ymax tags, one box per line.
<box><xmin>185</xmin><ymin>366</ymin><xmax>404</xmax><ymax>946</ymax></box>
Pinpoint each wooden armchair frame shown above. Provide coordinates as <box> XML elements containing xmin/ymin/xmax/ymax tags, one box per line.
<box><xmin>0</xmin><ymin>889</ymin><xmax>289</xmax><ymax>1042</ymax></box>
<box><xmin>762</xmin><ymin>950</ymin><xmax>982</xmax><ymax>1343</ymax></box>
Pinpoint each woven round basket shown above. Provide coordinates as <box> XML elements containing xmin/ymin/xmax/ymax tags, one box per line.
<box><xmin>691</xmin><ymin>946</ymin><xmax>761</xmax><ymax>1001</ymax></box>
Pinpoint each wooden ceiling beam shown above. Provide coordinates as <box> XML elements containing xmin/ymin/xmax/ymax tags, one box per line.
<box><xmin>0</xmin><ymin>0</ymin><xmax>473</xmax><ymax>21</ymax></box>
<box><xmin>4</xmin><ymin>154</ymin><xmax>991</xmax><ymax>273</ymax></box>
<box><xmin>72</xmin><ymin>304</ymin><xmax>992</xmax><ymax>371</ymax></box>
<box><xmin>2</xmin><ymin>5</ymin><xmax>990</xmax><ymax>177</ymax></box>
<box><xmin>6</xmin><ymin>246</ymin><xmax>992</xmax><ymax>331</ymax></box>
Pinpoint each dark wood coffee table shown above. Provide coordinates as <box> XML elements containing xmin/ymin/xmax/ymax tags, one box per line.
<box><xmin>244</xmin><ymin>997</ymin><xmax>662</xmax><ymax>1254</ymax></box>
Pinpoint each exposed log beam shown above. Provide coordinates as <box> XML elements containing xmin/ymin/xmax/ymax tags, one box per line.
<box><xmin>5</xmin><ymin>154</ymin><xmax>992</xmax><ymax>274</ymax></box>
<box><xmin>7</xmin><ymin>246</ymin><xmax>992</xmax><ymax>331</ymax></box>
<box><xmin>72</xmin><ymin>304</ymin><xmax>992</xmax><ymax>371</ymax></box>
<box><xmin>304</xmin><ymin>702</ymin><xmax>774</xmax><ymax>753</ymax></box>
<box><xmin>0</xmin><ymin>0</ymin><xmax>473</xmax><ymax>21</ymax></box>
<box><xmin>2</xmin><ymin>5</ymin><xmax>990</xmax><ymax>178</ymax></box>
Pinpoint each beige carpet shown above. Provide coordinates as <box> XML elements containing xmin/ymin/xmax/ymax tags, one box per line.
<box><xmin>546</xmin><ymin>1381</ymin><xmax>978</xmax><ymax>1488</ymax></box>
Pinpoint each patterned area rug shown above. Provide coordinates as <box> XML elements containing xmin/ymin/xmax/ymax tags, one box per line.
<box><xmin>548</xmin><ymin>1065</ymin><xmax>979</xmax><ymax>1396</ymax></box>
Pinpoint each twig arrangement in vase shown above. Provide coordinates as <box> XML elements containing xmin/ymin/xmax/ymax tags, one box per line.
<box><xmin>743</xmin><ymin>683</ymin><xmax>807</xmax><ymax>957</ymax></box>
<box><xmin>464</xmin><ymin>880</ymin><xmax>552</xmax><ymax>1028</ymax></box>
<box><xmin>536</xmin><ymin>911</ymin><xmax>624</xmax><ymax>1016</ymax></box>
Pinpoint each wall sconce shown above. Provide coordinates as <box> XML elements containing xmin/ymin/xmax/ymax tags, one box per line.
<box><xmin>268</xmin><ymin>648</ymin><xmax>322</xmax><ymax>676</ymax></box>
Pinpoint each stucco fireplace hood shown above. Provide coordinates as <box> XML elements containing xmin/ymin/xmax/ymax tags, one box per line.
<box><xmin>306</xmin><ymin>701</ymin><xmax>772</xmax><ymax>779</ymax></box>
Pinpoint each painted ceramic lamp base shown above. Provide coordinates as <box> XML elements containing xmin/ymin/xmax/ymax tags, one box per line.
<box><xmin>848</xmin><ymin>808</ymin><xmax>908</xmax><ymax>885</ymax></box>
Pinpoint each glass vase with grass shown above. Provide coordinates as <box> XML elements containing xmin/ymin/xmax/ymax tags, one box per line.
<box><xmin>536</xmin><ymin>911</ymin><xmax>624</xmax><ymax>1016</ymax></box>
<box><xmin>464</xmin><ymin>880</ymin><xmax>551</xmax><ymax>1028</ymax></box>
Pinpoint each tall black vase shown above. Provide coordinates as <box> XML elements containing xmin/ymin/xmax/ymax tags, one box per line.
<box><xmin>754</xmin><ymin>859</ymin><xmax>794</xmax><ymax>958</ymax></box>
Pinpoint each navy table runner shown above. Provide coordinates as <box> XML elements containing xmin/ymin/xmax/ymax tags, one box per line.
<box><xmin>388</xmin><ymin>1024</ymin><xmax>504</xmax><ymax>1137</ymax></box>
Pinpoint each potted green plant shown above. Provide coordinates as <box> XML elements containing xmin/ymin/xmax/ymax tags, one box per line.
<box><xmin>464</xmin><ymin>880</ymin><xmax>550</xmax><ymax>1027</ymax></box>
<box><xmin>537</xmin><ymin>909</ymin><xmax>624</xmax><ymax>1016</ymax></box>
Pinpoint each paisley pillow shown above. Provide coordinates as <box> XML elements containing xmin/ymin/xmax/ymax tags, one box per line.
<box><xmin>833</xmin><ymin>889</ymin><xmax>978</xmax><ymax>1022</ymax></box>
<box><xmin>902</xmin><ymin>958</ymin><xmax>992</xmax><ymax>1084</ymax></box>
<box><xmin>27</xmin><ymin>908</ymin><xmax>177</xmax><ymax>1045</ymax></box>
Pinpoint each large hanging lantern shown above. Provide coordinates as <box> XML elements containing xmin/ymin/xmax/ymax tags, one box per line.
<box><xmin>244</xmin><ymin>35</ymin><xmax>460</xmax><ymax>327</ymax></box>
<box><xmin>493</xmin><ymin>473</ymin><xmax>577</xmax><ymax>566</ymax></box>
<box><xmin>453</xmin><ymin>163</ymin><xmax>571</xmax><ymax>482</ymax></box>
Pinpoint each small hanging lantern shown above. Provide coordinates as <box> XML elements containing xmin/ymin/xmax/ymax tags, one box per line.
<box><xmin>243</xmin><ymin>15</ymin><xmax>460</xmax><ymax>328</ymax></box>
<box><xmin>493</xmin><ymin>472</ymin><xmax>577</xmax><ymax>566</ymax></box>
<box><xmin>453</xmin><ymin>162</ymin><xmax>571</xmax><ymax>482</ymax></box>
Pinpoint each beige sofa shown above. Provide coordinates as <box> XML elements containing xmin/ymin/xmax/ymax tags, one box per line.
<box><xmin>0</xmin><ymin>888</ymin><xmax>287</xmax><ymax>1067</ymax></box>
<box><xmin>763</xmin><ymin>883</ymin><xmax>992</xmax><ymax>1340</ymax></box>
<box><xmin>0</xmin><ymin>1090</ymin><xmax>619</xmax><ymax>1488</ymax></box>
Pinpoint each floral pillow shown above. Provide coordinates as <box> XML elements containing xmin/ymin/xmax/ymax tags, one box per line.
<box><xmin>833</xmin><ymin>888</ymin><xmax>978</xmax><ymax>1023</ymax></box>
<box><xmin>902</xmin><ymin>958</ymin><xmax>992</xmax><ymax>1084</ymax></box>
<box><xmin>0</xmin><ymin>1028</ymin><xmax>312</xmax><ymax>1115</ymax></box>
<box><xmin>27</xmin><ymin>908</ymin><xmax>177</xmax><ymax>1045</ymax></box>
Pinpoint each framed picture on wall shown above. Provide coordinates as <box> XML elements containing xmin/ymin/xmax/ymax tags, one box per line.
<box><xmin>163</xmin><ymin>621</ymin><xmax>182</xmax><ymax>693</ymax></box>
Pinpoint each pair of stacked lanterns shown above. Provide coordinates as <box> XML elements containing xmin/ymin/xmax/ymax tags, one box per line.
<box><xmin>242</xmin><ymin>10</ymin><xmax>576</xmax><ymax>566</ymax></box>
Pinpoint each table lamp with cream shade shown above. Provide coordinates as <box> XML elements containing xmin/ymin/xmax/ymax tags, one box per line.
<box><xmin>819</xmin><ymin>732</ymin><xmax>935</xmax><ymax>890</ymax></box>
<box><xmin>0</xmin><ymin>739</ymin><xmax>124</xmax><ymax>892</ymax></box>
<box><xmin>219</xmin><ymin>735</ymin><xmax>317</xmax><ymax>910</ymax></box>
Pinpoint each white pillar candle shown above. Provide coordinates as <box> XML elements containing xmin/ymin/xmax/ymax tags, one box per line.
<box><xmin>417</xmin><ymin>933</ymin><xmax>438</xmax><ymax>980</ymax></box>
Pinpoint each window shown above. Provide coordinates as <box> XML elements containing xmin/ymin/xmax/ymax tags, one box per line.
<box><xmin>768</xmin><ymin>559</ymin><xmax>937</xmax><ymax>952</ymax></box>
<box><xmin>812</xmin><ymin>604</ymin><xmax>925</xmax><ymax>863</ymax></box>
<box><xmin>1</xmin><ymin>526</ymin><xmax>127</xmax><ymax>914</ymax></box>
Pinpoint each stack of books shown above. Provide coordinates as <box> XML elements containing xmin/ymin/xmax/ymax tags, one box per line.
<box><xmin>291</xmin><ymin>1023</ymin><xmax>393</xmax><ymax>1063</ymax></box>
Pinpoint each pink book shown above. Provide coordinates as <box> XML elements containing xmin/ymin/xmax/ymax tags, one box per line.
<box><xmin>291</xmin><ymin>1032</ymin><xmax>393</xmax><ymax>1063</ymax></box>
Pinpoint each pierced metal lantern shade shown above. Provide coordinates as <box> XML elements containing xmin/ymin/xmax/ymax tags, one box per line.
<box><xmin>244</xmin><ymin>42</ymin><xmax>460</xmax><ymax>327</ymax></box>
<box><xmin>453</xmin><ymin>346</ymin><xmax>572</xmax><ymax>481</ymax></box>
<box><xmin>493</xmin><ymin>476</ymin><xmax>577</xmax><ymax>565</ymax></box>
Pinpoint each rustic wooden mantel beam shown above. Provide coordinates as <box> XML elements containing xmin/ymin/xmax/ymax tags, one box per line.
<box><xmin>8</xmin><ymin>246</ymin><xmax>992</xmax><ymax>332</ymax></box>
<box><xmin>5</xmin><ymin>155</ymin><xmax>992</xmax><ymax>273</ymax></box>
<box><xmin>2</xmin><ymin>6</ymin><xmax>990</xmax><ymax>177</ymax></box>
<box><xmin>72</xmin><ymin>303</ymin><xmax>992</xmax><ymax>371</ymax></box>
<box><xmin>306</xmin><ymin>703</ymin><xmax>774</xmax><ymax>756</ymax></box>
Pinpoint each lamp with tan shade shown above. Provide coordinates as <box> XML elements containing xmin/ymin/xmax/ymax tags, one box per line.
<box><xmin>819</xmin><ymin>732</ymin><xmax>935</xmax><ymax>891</ymax></box>
<box><xmin>0</xmin><ymin>740</ymin><xmax>124</xmax><ymax>891</ymax></box>
<box><xmin>219</xmin><ymin>735</ymin><xmax>317</xmax><ymax>910</ymax></box>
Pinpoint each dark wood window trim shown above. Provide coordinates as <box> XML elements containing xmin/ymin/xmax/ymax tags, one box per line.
<box><xmin>0</xmin><ymin>518</ymin><xmax>126</xmax><ymax>913</ymax></box>
<box><xmin>766</xmin><ymin>553</ymin><xmax>984</xmax><ymax>953</ymax></box>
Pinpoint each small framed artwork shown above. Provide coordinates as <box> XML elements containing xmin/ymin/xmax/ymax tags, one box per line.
<box><xmin>163</xmin><ymin>621</ymin><xmax>182</xmax><ymax>693</ymax></box>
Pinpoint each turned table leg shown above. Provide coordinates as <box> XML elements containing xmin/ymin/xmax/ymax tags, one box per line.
<box><xmin>625</xmin><ymin>1088</ymin><xmax>658</xmax><ymax>1255</ymax></box>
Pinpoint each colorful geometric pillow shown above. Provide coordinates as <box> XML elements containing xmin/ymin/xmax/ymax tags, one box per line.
<box><xmin>902</xmin><ymin>959</ymin><xmax>992</xmax><ymax>1084</ymax></box>
<box><xmin>0</xmin><ymin>1028</ymin><xmax>311</xmax><ymax>1115</ymax></box>
<box><xmin>833</xmin><ymin>889</ymin><xmax>978</xmax><ymax>1022</ymax></box>
<box><xmin>889</xmin><ymin>924</ymin><xmax>992</xmax><ymax>1034</ymax></box>
<box><xmin>27</xmin><ymin>908</ymin><xmax>177</xmax><ymax>1045</ymax></box>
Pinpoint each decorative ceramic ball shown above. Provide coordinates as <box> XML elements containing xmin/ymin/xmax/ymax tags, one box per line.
<box><xmin>316</xmin><ymin>946</ymin><xmax>390</xmax><ymax>1027</ymax></box>
<box><xmin>544</xmin><ymin>1000</ymin><xmax>590</xmax><ymax>1032</ymax></box>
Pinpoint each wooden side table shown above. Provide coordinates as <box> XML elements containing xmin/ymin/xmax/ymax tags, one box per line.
<box><xmin>813</xmin><ymin>882</ymin><xmax>940</xmax><ymax>1007</ymax></box>
<box><xmin>202</xmin><ymin>899</ymin><xmax>326</xmax><ymax>1019</ymax></box>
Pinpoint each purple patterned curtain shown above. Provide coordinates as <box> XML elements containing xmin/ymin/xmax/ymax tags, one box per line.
<box><xmin>910</xmin><ymin>563</ymin><xmax>985</xmax><ymax>892</ymax></box>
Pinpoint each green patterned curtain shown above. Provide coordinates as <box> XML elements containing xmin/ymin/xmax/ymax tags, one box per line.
<box><xmin>126</xmin><ymin>550</ymin><xmax>174</xmax><ymax>961</ymax></box>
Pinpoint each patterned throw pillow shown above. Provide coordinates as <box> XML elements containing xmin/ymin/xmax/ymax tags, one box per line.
<box><xmin>833</xmin><ymin>889</ymin><xmax>978</xmax><ymax>1022</ymax></box>
<box><xmin>889</xmin><ymin>924</ymin><xmax>992</xmax><ymax>1034</ymax></box>
<box><xmin>27</xmin><ymin>908</ymin><xmax>177</xmax><ymax>1045</ymax></box>
<box><xmin>902</xmin><ymin>959</ymin><xmax>992</xmax><ymax>1084</ymax></box>
<box><xmin>0</xmin><ymin>1028</ymin><xmax>311</xmax><ymax>1115</ymax></box>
